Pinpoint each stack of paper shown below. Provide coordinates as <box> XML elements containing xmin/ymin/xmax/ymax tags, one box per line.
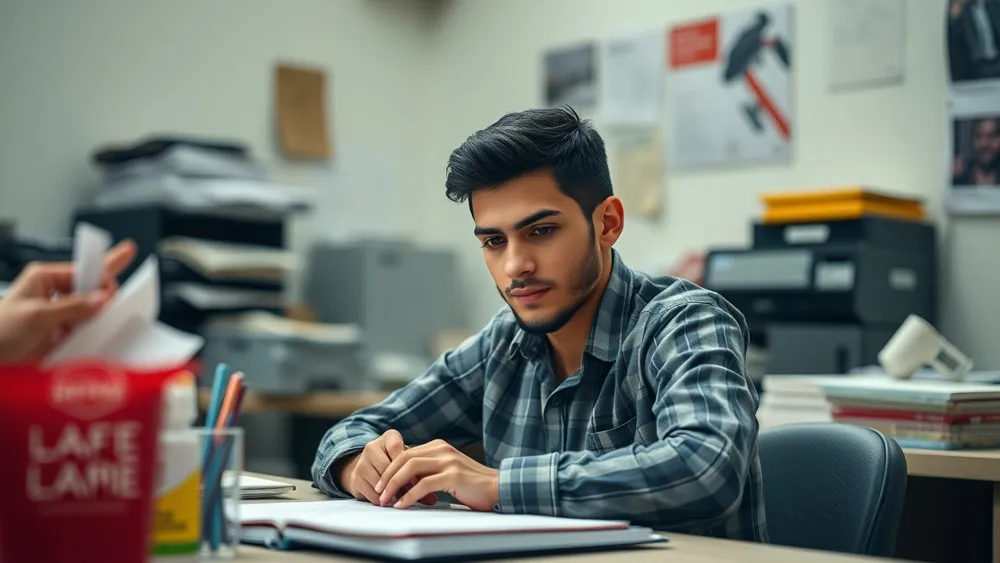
<box><xmin>758</xmin><ymin>374</ymin><xmax>841</xmax><ymax>429</ymax></box>
<box><xmin>89</xmin><ymin>136</ymin><xmax>313</xmax><ymax>218</ymax></box>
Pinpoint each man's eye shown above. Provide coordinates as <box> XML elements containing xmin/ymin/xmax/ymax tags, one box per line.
<box><xmin>482</xmin><ymin>237</ymin><xmax>505</xmax><ymax>248</ymax></box>
<box><xmin>531</xmin><ymin>226</ymin><xmax>554</xmax><ymax>237</ymax></box>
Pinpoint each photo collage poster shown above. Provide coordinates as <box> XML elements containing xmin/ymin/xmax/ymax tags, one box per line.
<box><xmin>946</xmin><ymin>0</ymin><xmax>1000</xmax><ymax>214</ymax></box>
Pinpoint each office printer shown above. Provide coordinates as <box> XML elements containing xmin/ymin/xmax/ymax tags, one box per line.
<box><xmin>199</xmin><ymin>311</ymin><xmax>367</xmax><ymax>394</ymax></box>
<box><xmin>703</xmin><ymin>217</ymin><xmax>936</xmax><ymax>374</ymax></box>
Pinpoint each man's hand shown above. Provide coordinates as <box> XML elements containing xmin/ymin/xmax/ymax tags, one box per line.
<box><xmin>0</xmin><ymin>240</ymin><xmax>136</xmax><ymax>362</ymax></box>
<box><xmin>338</xmin><ymin>429</ymin><xmax>437</xmax><ymax>506</ymax></box>
<box><xmin>375</xmin><ymin>439</ymin><xmax>499</xmax><ymax>512</ymax></box>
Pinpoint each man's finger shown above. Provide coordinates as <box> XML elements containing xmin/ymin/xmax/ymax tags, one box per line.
<box><xmin>418</xmin><ymin>490</ymin><xmax>438</xmax><ymax>506</ymax></box>
<box><xmin>393</xmin><ymin>479</ymin><xmax>436</xmax><ymax>506</ymax></box>
<box><xmin>375</xmin><ymin>447</ymin><xmax>412</xmax><ymax>495</ymax></box>
<box><xmin>30</xmin><ymin>294</ymin><xmax>105</xmax><ymax>326</ymax></box>
<box><xmin>378</xmin><ymin>457</ymin><xmax>437</xmax><ymax>506</ymax></box>
<box><xmin>394</xmin><ymin>475</ymin><xmax>447</xmax><ymax>510</ymax></box>
<box><xmin>383</xmin><ymin>429</ymin><xmax>405</xmax><ymax>459</ymax></box>
<box><xmin>103</xmin><ymin>239</ymin><xmax>137</xmax><ymax>279</ymax></box>
<box><xmin>354</xmin><ymin>478</ymin><xmax>380</xmax><ymax>506</ymax></box>
<box><xmin>353</xmin><ymin>461</ymin><xmax>382</xmax><ymax>505</ymax></box>
<box><xmin>369</xmin><ymin>443</ymin><xmax>393</xmax><ymax>476</ymax></box>
<box><xmin>9</xmin><ymin>262</ymin><xmax>73</xmax><ymax>298</ymax></box>
<box><xmin>374</xmin><ymin>440</ymin><xmax>442</xmax><ymax>495</ymax></box>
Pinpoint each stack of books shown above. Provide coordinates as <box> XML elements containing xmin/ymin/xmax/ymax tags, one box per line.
<box><xmin>821</xmin><ymin>378</ymin><xmax>1000</xmax><ymax>450</ymax></box>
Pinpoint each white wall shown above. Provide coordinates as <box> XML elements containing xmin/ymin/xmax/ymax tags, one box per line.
<box><xmin>0</xmin><ymin>0</ymin><xmax>429</xmax><ymax>246</ymax></box>
<box><xmin>415</xmin><ymin>0</ymin><xmax>1000</xmax><ymax>369</ymax></box>
<box><xmin>2</xmin><ymin>0</ymin><xmax>998</xmax><ymax>369</ymax></box>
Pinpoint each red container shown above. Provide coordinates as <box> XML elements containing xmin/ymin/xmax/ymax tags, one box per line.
<box><xmin>0</xmin><ymin>362</ymin><xmax>180</xmax><ymax>563</ymax></box>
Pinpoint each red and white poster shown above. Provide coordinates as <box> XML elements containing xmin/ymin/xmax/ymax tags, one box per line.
<box><xmin>666</xmin><ymin>3</ymin><xmax>793</xmax><ymax>169</ymax></box>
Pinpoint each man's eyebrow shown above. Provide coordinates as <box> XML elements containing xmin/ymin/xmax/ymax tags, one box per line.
<box><xmin>473</xmin><ymin>209</ymin><xmax>563</xmax><ymax>237</ymax></box>
<box><xmin>473</xmin><ymin>226</ymin><xmax>502</xmax><ymax>237</ymax></box>
<box><xmin>513</xmin><ymin>209</ymin><xmax>562</xmax><ymax>230</ymax></box>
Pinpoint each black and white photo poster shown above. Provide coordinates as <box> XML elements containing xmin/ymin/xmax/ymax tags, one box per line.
<box><xmin>946</xmin><ymin>0</ymin><xmax>1000</xmax><ymax>214</ymax></box>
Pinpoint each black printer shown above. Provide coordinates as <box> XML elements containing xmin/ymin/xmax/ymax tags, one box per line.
<box><xmin>703</xmin><ymin>217</ymin><xmax>936</xmax><ymax>374</ymax></box>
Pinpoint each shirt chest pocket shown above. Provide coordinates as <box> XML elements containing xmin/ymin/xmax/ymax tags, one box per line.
<box><xmin>585</xmin><ymin>417</ymin><xmax>637</xmax><ymax>454</ymax></box>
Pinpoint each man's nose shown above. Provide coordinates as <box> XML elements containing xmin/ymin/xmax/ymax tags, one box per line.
<box><xmin>503</xmin><ymin>242</ymin><xmax>535</xmax><ymax>281</ymax></box>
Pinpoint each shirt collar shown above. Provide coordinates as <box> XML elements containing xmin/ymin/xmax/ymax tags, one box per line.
<box><xmin>508</xmin><ymin>249</ymin><xmax>636</xmax><ymax>363</ymax></box>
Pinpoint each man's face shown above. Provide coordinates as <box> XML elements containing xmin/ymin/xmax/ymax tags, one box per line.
<box><xmin>973</xmin><ymin>119</ymin><xmax>1000</xmax><ymax>166</ymax></box>
<box><xmin>471</xmin><ymin>170</ymin><xmax>602</xmax><ymax>334</ymax></box>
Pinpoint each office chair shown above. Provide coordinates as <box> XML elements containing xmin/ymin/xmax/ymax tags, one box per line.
<box><xmin>758</xmin><ymin>422</ymin><xmax>908</xmax><ymax>556</ymax></box>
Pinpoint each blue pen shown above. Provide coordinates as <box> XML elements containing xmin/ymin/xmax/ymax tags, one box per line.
<box><xmin>205</xmin><ymin>434</ymin><xmax>235</xmax><ymax>546</ymax></box>
<box><xmin>202</xmin><ymin>363</ymin><xmax>230</xmax><ymax>550</ymax></box>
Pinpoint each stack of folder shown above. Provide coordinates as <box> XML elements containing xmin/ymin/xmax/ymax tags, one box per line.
<box><xmin>79</xmin><ymin>135</ymin><xmax>311</xmax><ymax>336</ymax></box>
<box><xmin>760</xmin><ymin>187</ymin><xmax>925</xmax><ymax>224</ymax></box>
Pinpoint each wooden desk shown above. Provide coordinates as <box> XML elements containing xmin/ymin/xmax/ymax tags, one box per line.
<box><xmin>218</xmin><ymin>392</ymin><xmax>1000</xmax><ymax>561</ymax></box>
<box><xmin>899</xmin><ymin>449</ymin><xmax>1000</xmax><ymax>563</ymax></box>
<box><xmin>239</xmin><ymin>473</ymin><xmax>895</xmax><ymax>562</ymax></box>
<box><xmin>904</xmin><ymin>448</ymin><xmax>1000</xmax><ymax>482</ymax></box>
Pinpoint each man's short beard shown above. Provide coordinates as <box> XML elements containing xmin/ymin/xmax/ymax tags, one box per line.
<box><xmin>502</xmin><ymin>236</ymin><xmax>602</xmax><ymax>335</ymax></box>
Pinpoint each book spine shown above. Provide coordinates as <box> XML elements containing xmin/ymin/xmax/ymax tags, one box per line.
<box><xmin>832</xmin><ymin>406</ymin><xmax>1000</xmax><ymax>425</ymax></box>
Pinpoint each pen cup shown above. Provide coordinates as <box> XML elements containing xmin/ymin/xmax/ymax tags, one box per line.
<box><xmin>196</xmin><ymin>427</ymin><xmax>244</xmax><ymax>559</ymax></box>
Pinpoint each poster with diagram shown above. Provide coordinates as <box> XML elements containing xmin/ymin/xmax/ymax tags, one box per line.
<box><xmin>666</xmin><ymin>3</ymin><xmax>793</xmax><ymax>170</ymax></box>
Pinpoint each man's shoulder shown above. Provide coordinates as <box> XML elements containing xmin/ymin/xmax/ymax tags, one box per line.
<box><xmin>629</xmin><ymin>272</ymin><xmax>749</xmax><ymax>336</ymax></box>
<box><xmin>454</xmin><ymin>306</ymin><xmax>521</xmax><ymax>360</ymax></box>
<box><xmin>483</xmin><ymin>306</ymin><xmax>520</xmax><ymax>339</ymax></box>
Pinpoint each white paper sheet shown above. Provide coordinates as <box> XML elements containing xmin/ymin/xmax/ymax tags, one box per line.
<box><xmin>600</xmin><ymin>30</ymin><xmax>665</xmax><ymax>127</ymax></box>
<box><xmin>828</xmin><ymin>0</ymin><xmax>905</xmax><ymax>90</ymax></box>
<box><xmin>103</xmin><ymin>321</ymin><xmax>205</xmax><ymax>369</ymax></box>
<box><xmin>609</xmin><ymin>128</ymin><xmax>664</xmax><ymax>219</ymax></box>
<box><xmin>73</xmin><ymin>223</ymin><xmax>110</xmax><ymax>294</ymax></box>
<box><xmin>240</xmin><ymin>500</ymin><xmax>629</xmax><ymax>537</ymax></box>
<box><xmin>44</xmin><ymin>255</ymin><xmax>204</xmax><ymax>367</ymax></box>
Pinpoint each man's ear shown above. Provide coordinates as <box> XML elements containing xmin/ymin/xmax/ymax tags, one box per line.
<box><xmin>594</xmin><ymin>197</ymin><xmax>624</xmax><ymax>248</ymax></box>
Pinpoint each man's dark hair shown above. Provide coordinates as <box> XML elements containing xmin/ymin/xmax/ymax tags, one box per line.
<box><xmin>444</xmin><ymin>106</ymin><xmax>613</xmax><ymax>217</ymax></box>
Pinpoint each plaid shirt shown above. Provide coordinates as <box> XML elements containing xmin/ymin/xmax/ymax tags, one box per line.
<box><xmin>312</xmin><ymin>250</ymin><xmax>768</xmax><ymax>542</ymax></box>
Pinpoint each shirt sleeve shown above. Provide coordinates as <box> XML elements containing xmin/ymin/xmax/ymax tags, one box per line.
<box><xmin>311</xmin><ymin>323</ymin><xmax>494</xmax><ymax>497</ymax></box>
<box><xmin>495</xmin><ymin>301</ymin><xmax>759</xmax><ymax>530</ymax></box>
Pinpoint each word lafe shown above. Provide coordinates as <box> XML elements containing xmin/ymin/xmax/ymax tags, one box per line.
<box><xmin>27</xmin><ymin>421</ymin><xmax>142</xmax><ymax>501</ymax></box>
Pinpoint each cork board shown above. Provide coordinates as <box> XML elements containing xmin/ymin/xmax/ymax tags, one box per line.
<box><xmin>275</xmin><ymin>63</ymin><xmax>331</xmax><ymax>160</ymax></box>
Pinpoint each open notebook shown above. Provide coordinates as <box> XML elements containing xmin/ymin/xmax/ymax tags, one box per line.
<box><xmin>240</xmin><ymin>500</ymin><xmax>664</xmax><ymax>560</ymax></box>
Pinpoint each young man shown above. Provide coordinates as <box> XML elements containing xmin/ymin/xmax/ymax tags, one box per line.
<box><xmin>311</xmin><ymin>107</ymin><xmax>768</xmax><ymax>542</ymax></box>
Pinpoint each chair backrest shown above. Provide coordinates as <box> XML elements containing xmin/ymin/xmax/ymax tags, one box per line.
<box><xmin>758</xmin><ymin>423</ymin><xmax>908</xmax><ymax>556</ymax></box>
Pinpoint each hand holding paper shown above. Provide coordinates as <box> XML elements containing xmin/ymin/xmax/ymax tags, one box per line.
<box><xmin>0</xmin><ymin>235</ymin><xmax>136</xmax><ymax>363</ymax></box>
<box><xmin>43</xmin><ymin>224</ymin><xmax>204</xmax><ymax>367</ymax></box>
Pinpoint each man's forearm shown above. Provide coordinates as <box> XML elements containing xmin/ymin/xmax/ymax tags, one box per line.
<box><xmin>495</xmin><ymin>435</ymin><xmax>748</xmax><ymax>529</ymax></box>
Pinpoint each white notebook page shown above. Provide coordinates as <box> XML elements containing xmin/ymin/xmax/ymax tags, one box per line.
<box><xmin>241</xmin><ymin>500</ymin><xmax>629</xmax><ymax>537</ymax></box>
